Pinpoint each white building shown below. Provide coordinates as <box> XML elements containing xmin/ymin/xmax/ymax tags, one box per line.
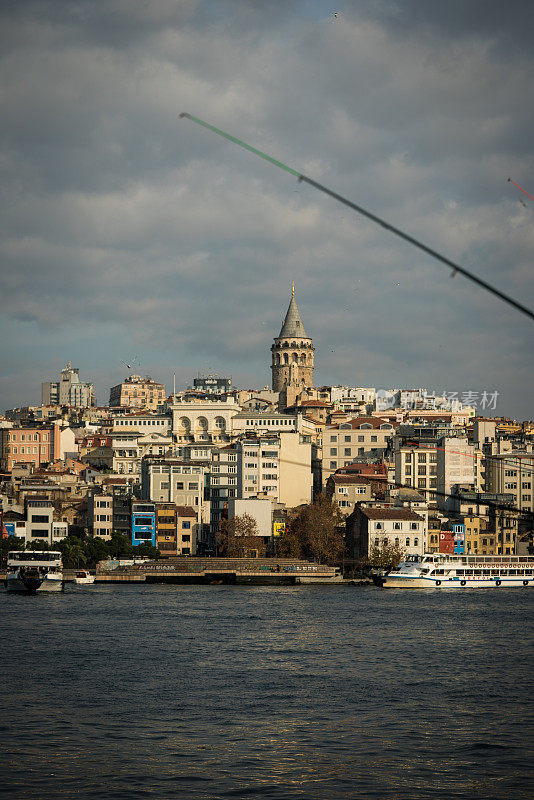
<box><xmin>228</xmin><ymin>498</ymin><xmax>272</xmax><ymax>540</ymax></box>
<box><xmin>170</xmin><ymin>398</ymin><xmax>239</xmax><ymax>444</ymax></box>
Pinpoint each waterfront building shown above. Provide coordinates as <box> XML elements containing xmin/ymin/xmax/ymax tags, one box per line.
<box><xmin>23</xmin><ymin>497</ymin><xmax>67</xmax><ymax>545</ymax></box>
<box><xmin>175</xmin><ymin>506</ymin><xmax>197</xmax><ymax>554</ymax></box>
<box><xmin>88</xmin><ymin>493</ymin><xmax>113</xmax><ymax>540</ymax></box>
<box><xmin>152</xmin><ymin>502</ymin><xmax>201</xmax><ymax>555</ymax></box>
<box><xmin>346</xmin><ymin>505</ymin><xmax>426</xmax><ymax>561</ymax></box>
<box><xmin>109</xmin><ymin>375</ymin><xmax>165</xmax><ymax>410</ymax></box>
<box><xmin>141</xmin><ymin>457</ymin><xmax>211</xmax><ymax>551</ymax></box>
<box><xmin>155</xmin><ymin>502</ymin><xmax>177</xmax><ymax>554</ymax></box>
<box><xmin>131</xmin><ymin>502</ymin><xmax>156</xmax><ymax>547</ymax></box>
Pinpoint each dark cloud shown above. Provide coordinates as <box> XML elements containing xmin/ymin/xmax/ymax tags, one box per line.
<box><xmin>0</xmin><ymin>0</ymin><xmax>533</xmax><ymax>418</ymax></box>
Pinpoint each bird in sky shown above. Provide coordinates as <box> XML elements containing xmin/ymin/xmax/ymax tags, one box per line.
<box><xmin>121</xmin><ymin>356</ymin><xmax>139</xmax><ymax>370</ymax></box>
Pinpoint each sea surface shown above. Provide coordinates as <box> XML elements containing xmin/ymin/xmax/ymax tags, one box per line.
<box><xmin>1</xmin><ymin>583</ymin><xmax>533</xmax><ymax>799</ymax></box>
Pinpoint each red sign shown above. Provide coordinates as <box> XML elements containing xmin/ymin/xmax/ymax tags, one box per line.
<box><xmin>439</xmin><ymin>530</ymin><xmax>454</xmax><ymax>554</ymax></box>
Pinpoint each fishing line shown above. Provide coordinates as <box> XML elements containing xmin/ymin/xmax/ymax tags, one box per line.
<box><xmin>180</xmin><ymin>112</ymin><xmax>534</xmax><ymax>323</ymax></box>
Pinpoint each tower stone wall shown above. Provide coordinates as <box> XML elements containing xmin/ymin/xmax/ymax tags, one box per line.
<box><xmin>271</xmin><ymin>289</ymin><xmax>314</xmax><ymax>393</ymax></box>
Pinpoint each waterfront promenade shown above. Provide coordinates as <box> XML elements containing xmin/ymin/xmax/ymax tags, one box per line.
<box><xmin>96</xmin><ymin>557</ymin><xmax>341</xmax><ymax>585</ymax></box>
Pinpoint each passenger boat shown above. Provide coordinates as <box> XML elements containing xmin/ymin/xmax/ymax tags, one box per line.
<box><xmin>373</xmin><ymin>553</ymin><xmax>534</xmax><ymax>589</ymax></box>
<box><xmin>5</xmin><ymin>551</ymin><xmax>64</xmax><ymax>593</ymax></box>
<box><xmin>73</xmin><ymin>570</ymin><xmax>95</xmax><ymax>585</ymax></box>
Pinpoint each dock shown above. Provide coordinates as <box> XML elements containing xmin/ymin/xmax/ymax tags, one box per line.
<box><xmin>96</xmin><ymin>557</ymin><xmax>342</xmax><ymax>585</ymax></box>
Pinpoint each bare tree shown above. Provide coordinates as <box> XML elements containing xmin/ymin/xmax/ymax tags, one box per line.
<box><xmin>368</xmin><ymin>541</ymin><xmax>406</xmax><ymax>570</ymax></box>
<box><xmin>217</xmin><ymin>513</ymin><xmax>262</xmax><ymax>557</ymax></box>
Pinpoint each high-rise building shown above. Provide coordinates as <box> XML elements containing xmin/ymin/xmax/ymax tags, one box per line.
<box><xmin>41</xmin><ymin>362</ymin><xmax>95</xmax><ymax>408</ymax></box>
<box><xmin>271</xmin><ymin>285</ymin><xmax>314</xmax><ymax>393</ymax></box>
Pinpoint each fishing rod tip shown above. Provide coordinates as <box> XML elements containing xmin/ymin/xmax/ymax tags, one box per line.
<box><xmin>179</xmin><ymin>112</ymin><xmax>191</xmax><ymax>119</ymax></box>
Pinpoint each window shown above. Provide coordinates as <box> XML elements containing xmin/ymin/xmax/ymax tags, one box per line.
<box><xmin>188</xmin><ymin>482</ymin><xmax>198</xmax><ymax>490</ymax></box>
<box><xmin>414</xmin><ymin>538</ymin><xmax>419</xmax><ymax>546</ymax></box>
<box><xmin>330</xmin><ymin>435</ymin><xmax>337</xmax><ymax>442</ymax></box>
<box><xmin>344</xmin><ymin>435</ymin><xmax>351</xmax><ymax>442</ymax></box>
<box><xmin>370</xmin><ymin>436</ymin><xmax>377</xmax><ymax>442</ymax></box>
<box><xmin>330</xmin><ymin>461</ymin><xmax>337</xmax><ymax>469</ymax></box>
<box><xmin>330</xmin><ymin>448</ymin><xmax>337</xmax><ymax>455</ymax></box>
<box><xmin>410</xmin><ymin>522</ymin><xmax>419</xmax><ymax>530</ymax></box>
<box><xmin>182</xmin><ymin>521</ymin><xmax>191</xmax><ymax>529</ymax></box>
<box><xmin>358</xmin><ymin>435</ymin><xmax>364</xmax><ymax>442</ymax></box>
<box><xmin>176</xmin><ymin>482</ymin><xmax>184</xmax><ymax>490</ymax></box>
<box><xmin>344</xmin><ymin>448</ymin><xmax>351</xmax><ymax>456</ymax></box>
<box><xmin>393</xmin><ymin>522</ymin><xmax>402</xmax><ymax>530</ymax></box>
<box><xmin>405</xmin><ymin>538</ymin><xmax>410</xmax><ymax>546</ymax></box>
<box><xmin>182</xmin><ymin>534</ymin><xmax>191</xmax><ymax>542</ymax></box>
<box><xmin>31</xmin><ymin>515</ymin><xmax>49</xmax><ymax>523</ymax></box>
<box><xmin>418</xmin><ymin>465</ymin><xmax>426</xmax><ymax>475</ymax></box>
<box><xmin>418</xmin><ymin>479</ymin><xmax>426</xmax><ymax>488</ymax></box>
<box><xmin>405</xmin><ymin>465</ymin><xmax>411</xmax><ymax>475</ymax></box>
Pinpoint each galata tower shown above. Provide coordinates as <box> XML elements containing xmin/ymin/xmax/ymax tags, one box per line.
<box><xmin>271</xmin><ymin>284</ymin><xmax>314</xmax><ymax>392</ymax></box>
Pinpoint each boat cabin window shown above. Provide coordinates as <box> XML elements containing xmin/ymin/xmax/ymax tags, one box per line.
<box><xmin>8</xmin><ymin>551</ymin><xmax>60</xmax><ymax>562</ymax></box>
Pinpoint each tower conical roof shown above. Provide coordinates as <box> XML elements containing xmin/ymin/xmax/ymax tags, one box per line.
<box><xmin>278</xmin><ymin>290</ymin><xmax>308</xmax><ymax>338</ymax></box>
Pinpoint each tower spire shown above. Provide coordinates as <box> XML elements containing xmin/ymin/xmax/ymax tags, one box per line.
<box><xmin>292</xmin><ymin>280</ymin><xmax>294</xmax><ymax>298</ymax></box>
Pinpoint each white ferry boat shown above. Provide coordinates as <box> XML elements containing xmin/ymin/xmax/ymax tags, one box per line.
<box><xmin>374</xmin><ymin>553</ymin><xmax>534</xmax><ymax>589</ymax></box>
<box><xmin>5</xmin><ymin>551</ymin><xmax>64</xmax><ymax>593</ymax></box>
<box><xmin>73</xmin><ymin>570</ymin><xmax>95</xmax><ymax>585</ymax></box>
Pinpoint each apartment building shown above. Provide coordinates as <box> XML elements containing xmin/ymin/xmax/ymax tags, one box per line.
<box><xmin>322</xmin><ymin>417</ymin><xmax>396</xmax><ymax>486</ymax></box>
<box><xmin>346</xmin><ymin>506</ymin><xmax>426</xmax><ymax>560</ymax></box>
<box><xmin>109</xmin><ymin>375</ymin><xmax>166</xmax><ymax>410</ymax></box>
<box><xmin>88</xmin><ymin>493</ymin><xmax>113</xmax><ymax>539</ymax></box>
<box><xmin>1</xmin><ymin>424</ymin><xmax>60</xmax><ymax>472</ymax></box>
<box><xmin>485</xmin><ymin>450</ymin><xmax>534</xmax><ymax>514</ymax></box>
<box><xmin>325</xmin><ymin>474</ymin><xmax>377</xmax><ymax>515</ymax></box>
<box><xmin>141</xmin><ymin>458</ymin><xmax>211</xmax><ymax>548</ymax></box>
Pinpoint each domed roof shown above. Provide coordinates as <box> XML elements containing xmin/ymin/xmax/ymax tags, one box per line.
<box><xmin>278</xmin><ymin>290</ymin><xmax>308</xmax><ymax>339</ymax></box>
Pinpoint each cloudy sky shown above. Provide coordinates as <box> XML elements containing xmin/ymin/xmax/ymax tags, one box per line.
<box><xmin>1</xmin><ymin>0</ymin><xmax>533</xmax><ymax>418</ymax></box>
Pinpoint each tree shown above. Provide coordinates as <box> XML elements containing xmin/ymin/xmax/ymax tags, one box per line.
<box><xmin>368</xmin><ymin>540</ymin><xmax>405</xmax><ymax>570</ymax></box>
<box><xmin>59</xmin><ymin>536</ymin><xmax>87</xmax><ymax>568</ymax></box>
<box><xmin>134</xmin><ymin>543</ymin><xmax>160</xmax><ymax>559</ymax></box>
<box><xmin>85</xmin><ymin>536</ymin><xmax>110</xmax><ymax>565</ymax></box>
<box><xmin>108</xmin><ymin>532</ymin><xmax>134</xmax><ymax>558</ymax></box>
<box><xmin>0</xmin><ymin>536</ymin><xmax>25</xmax><ymax>566</ymax></box>
<box><xmin>217</xmin><ymin>513</ymin><xmax>261</xmax><ymax>557</ymax></box>
<box><xmin>277</xmin><ymin>495</ymin><xmax>344</xmax><ymax>564</ymax></box>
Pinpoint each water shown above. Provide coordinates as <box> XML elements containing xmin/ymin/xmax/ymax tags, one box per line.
<box><xmin>1</xmin><ymin>584</ymin><xmax>533</xmax><ymax>799</ymax></box>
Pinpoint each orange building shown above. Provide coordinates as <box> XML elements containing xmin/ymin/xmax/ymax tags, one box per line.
<box><xmin>1</xmin><ymin>424</ymin><xmax>60</xmax><ymax>473</ymax></box>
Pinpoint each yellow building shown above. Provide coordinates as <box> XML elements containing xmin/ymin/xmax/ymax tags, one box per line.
<box><xmin>464</xmin><ymin>515</ymin><xmax>497</xmax><ymax>555</ymax></box>
<box><xmin>109</xmin><ymin>375</ymin><xmax>166</xmax><ymax>411</ymax></box>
